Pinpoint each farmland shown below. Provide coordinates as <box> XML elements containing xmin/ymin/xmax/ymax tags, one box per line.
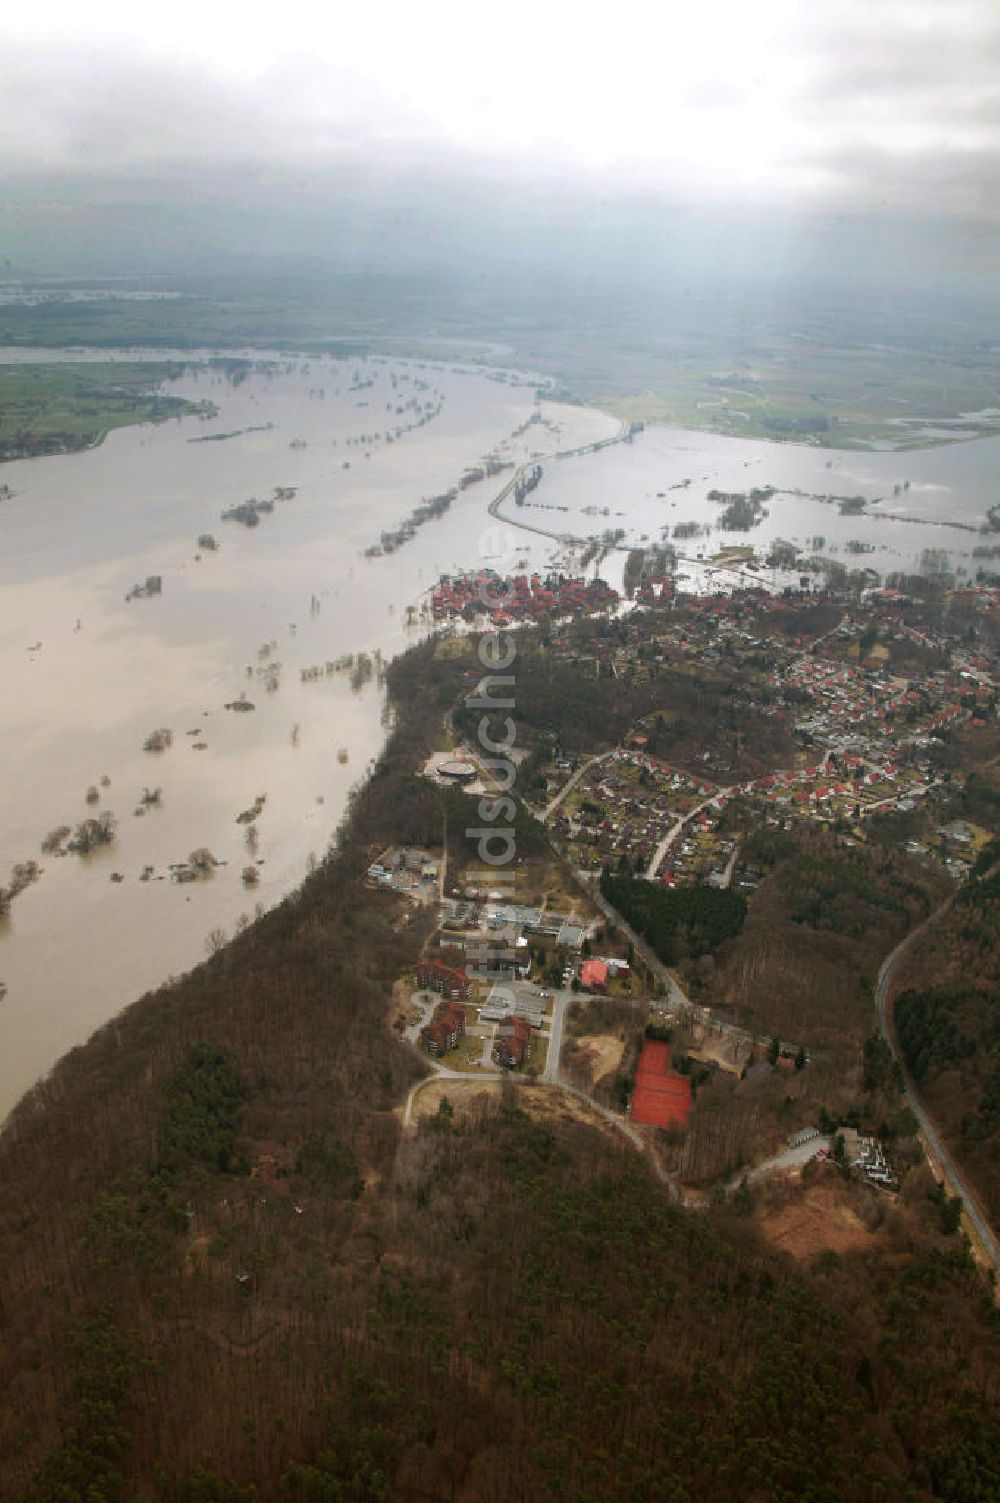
<box><xmin>0</xmin><ymin>361</ymin><xmax>216</xmax><ymax>461</ymax></box>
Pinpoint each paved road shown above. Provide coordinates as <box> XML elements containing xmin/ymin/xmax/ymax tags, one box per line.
<box><xmin>543</xmin><ymin>991</ymin><xmax>571</xmax><ymax>1082</ymax></box>
<box><xmin>644</xmin><ymin>743</ymin><xmax>838</xmax><ymax>884</ymax></box>
<box><xmin>401</xmin><ymin>986</ymin><xmax>680</xmax><ymax>1194</ymax></box>
<box><xmin>539</xmin><ymin>984</ymin><xmax>645</xmax><ymax>1079</ymax></box>
<box><xmin>792</xmin><ymin>612</ymin><xmax>850</xmax><ymax>663</ymax></box>
<box><xmin>542</xmin><ymin>751</ymin><xmax>615</xmax><ymax>823</ymax></box>
<box><xmin>725</xmin><ymin>1135</ymin><xmax>832</xmax><ymax>1190</ymax></box>
<box><xmin>585</xmin><ymin>877</ymin><xmax>800</xmax><ymax>1055</ymax></box>
<box><xmin>875</xmin><ymin>899</ymin><xmax>1000</xmax><ymax>1274</ymax></box>
<box><xmin>645</xmin><ymin>787</ymin><xmax>734</xmax><ymax>882</ymax></box>
<box><xmin>486</xmin><ymin>419</ymin><xmax>632</xmax><ymax>544</ymax></box>
<box><xmin>403</xmin><ymin>1064</ymin><xmax>503</xmax><ymax>1127</ymax></box>
<box><xmin>557</xmin><ymin>1078</ymin><xmax>679</xmax><ymax>1195</ymax></box>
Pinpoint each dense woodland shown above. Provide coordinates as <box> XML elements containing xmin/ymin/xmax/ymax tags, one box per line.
<box><xmin>456</xmin><ymin>634</ymin><xmax>796</xmax><ymax>778</ymax></box>
<box><xmin>600</xmin><ymin>875</ymin><xmax>747</xmax><ymax>964</ymax></box>
<box><xmin>704</xmin><ymin>826</ymin><xmax>946</xmax><ymax>1051</ymax></box>
<box><xmin>896</xmin><ymin>855</ymin><xmax>1000</xmax><ymax>1227</ymax></box>
<box><xmin>1</xmin><ymin>638</ymin><xmax>999</xmax><ymax>1501</ymax></box>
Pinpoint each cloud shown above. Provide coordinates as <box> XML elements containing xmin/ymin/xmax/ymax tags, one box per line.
<box><xmin>0</xmin><ymin>43</ymin><xmax>440</xmax><ymax>174</ymax></box>
<box><xmin>1</xmin><ymin>0</ymin><xmax>1000</xmax><ymax>245</ymax></box>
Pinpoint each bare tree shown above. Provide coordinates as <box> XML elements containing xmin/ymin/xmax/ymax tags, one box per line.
<box><xmin>205</xmin><ymin>926</ymin><xmax>227</xmax><ymax>956</ymax></box>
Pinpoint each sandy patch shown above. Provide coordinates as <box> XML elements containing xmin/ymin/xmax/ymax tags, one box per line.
<box><xmin>687</xmin><ymin>1034</ymin><xmax>749</xmax><ymax>1075</ymax></box>
<box><xmin>520</xmin><ymin>1085</ymin><xmax>625</xmax><ymax>1143</ymax></box>
<box><xmin>573</xmin><ymin>1032</ymin><xmax>626</xmax><ymax>1086</ymax></box>
<box><xmin>410</xmin><ymin>1076</ymin><xmax>628</xmax><ymax>1152</ymax></box>
<box><xmin>387</xmin><ymin>976</ymin><xmax>417</xmax><ymax>1033</ymax></box>
<box><xmin>411</xmin><ymin>1078</ymin><xmax>502</xmax><ymax>1123</ymax></box>
<box><xmin>757</xmin><ymin>1177</ymin><xmax>882</xmax><ymax>1260</ymax></box>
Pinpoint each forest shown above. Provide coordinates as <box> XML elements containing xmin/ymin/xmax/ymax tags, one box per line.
<box><xmin>464</xmin><ymin>635</ymin><xmax>795</xmax><ymax>779</ymax></box>
<box><xmin>895</xmin><ymin>856</ymin><xmax>1000</xmax><ymax>1226</ymax></box>
<box><xmin>1</xmin><ymin>636</ymin><xmax>999</xmax><ymax>1502</ymax></box>
<box><xmin>703</xmin><ymin>826</ymin><xmax>945</xmax><ymax>1051</ymax></box>
<box><xmin>599</xmin><ymin>875</ymin><xmax>746</xmax><ymax>964</ymax></box>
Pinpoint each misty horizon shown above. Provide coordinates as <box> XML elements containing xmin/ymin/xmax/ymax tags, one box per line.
<box><xmin>1</xmin><ymin>0</ymin><xmax>999</xmax><ymax>301</ymax></box>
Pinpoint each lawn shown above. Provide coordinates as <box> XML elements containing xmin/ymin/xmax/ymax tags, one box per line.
<box><xmin>448</xmin><ymin>1032</ymin><xmax>492</xmax><ymax>1073</ymax></box>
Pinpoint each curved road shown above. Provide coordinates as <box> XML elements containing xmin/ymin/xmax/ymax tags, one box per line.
<box><xmin>645</xmin><ymin>747</ymin><xmax>837</xmax><ymax>884</ymax></box>
<box><xmin>875</xmin><ymin>900</ymin><xmax>1000</xmax><ymax>1273</ymax></box>
<box><xmin>486</xmin><ymin>419</ymin><xmax>632</xmax><ymax>543</ymax></box>
<box><xmin>725</xmin><ymin>1135</ymin><xmax>833</xmax><ymax>1191</ymax></box>
<box><xmin>645</xmin><ymin>787</ymin><xmax>734</xmax><ymax>882</ymax></box>
<box><xmin>402</xmin><ymin>1008</ymin><xmax>678</xmax><ymax>1195</ymax></box>
<box><xmin>403</xmin><ymin>1064</ymin><xmax>502</xmax><ymax>1127</ymax></box>
<box><xmin>542</xmin><ymin>751</ymin><xmax>615</xmax><ymax>823</ymax></box>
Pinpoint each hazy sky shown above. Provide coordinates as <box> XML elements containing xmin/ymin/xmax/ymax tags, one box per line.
<box><xmin>2</xmin><ymin>0</ymin><xmax>998</xmax><ymax>212</ymax></box>
<box><xmin>1</xmin><ymin>1</ymin><xmax>999</xmax><ymax>283</ymax></box>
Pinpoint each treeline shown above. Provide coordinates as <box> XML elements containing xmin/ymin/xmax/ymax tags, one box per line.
<box><xmin>14</xmin><ymin>1083</ymin><xmax>1000</xmax><ymax>1503</ymax></box>
<box><xmin>780</xmin><ymin>849</ymin><xmax>928</xmax><ymax>940</ymax></box>
<box><xmin>0</xmin><ymin>638</ymin><xmax>458</xmax><ymax>1495</ymax></box>
<box><xmin>600</xmin><ymin>874</ymin><xmax>746</xmax><ymax>963</ymax></box>
<box><xmin>896</xmin><ymin>988</ymin><xmax>988</xmax><ymax>1090</ymax></box>
<box><xmin>896</xmin><ymin>983</ymin><xmax>1000</xmax><ymax>1224</ymax></box>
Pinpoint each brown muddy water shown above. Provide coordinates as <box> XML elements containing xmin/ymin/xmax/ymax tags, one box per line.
<box><xmin>0</xmin><ymin>350</ymin><xmax>617</xmax><ymax>1121</ymax></box>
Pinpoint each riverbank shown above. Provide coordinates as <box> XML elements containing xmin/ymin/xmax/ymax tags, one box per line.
<box><xmin>0</xmin><ymin>360</ymin><xmax>217</xmax><ymax>462</ymax></box>
<box><xmin>0</xmin><ymin>350</ymin><xmax>615</xmax><ymax>1119</ymax></box>
<box><xmin>2</xmin><ymin>630</ymin><xmax>998</xmax><ymax>1503</ymax></box>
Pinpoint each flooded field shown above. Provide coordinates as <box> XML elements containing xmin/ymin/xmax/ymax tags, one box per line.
<box><xmin>0</xmin><ymin>350</ymin><xmax>616</xmax><ymax>1120</ymax></box>
<box><xmin>510</xmin><ymin>424</ymin><xmax>999</xmax><ymax>591</ymax></box>
<box><xmin>3</xmin><ymin>350</ymin><xmax>996</xmax><ymax>1123</ymax></box>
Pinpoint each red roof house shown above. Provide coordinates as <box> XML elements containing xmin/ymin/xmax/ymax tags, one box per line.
<box><xmin>420</xmin><ymin>1000</ymin><xmax>467</xmax><ymax>1056</ymax></box>
<box><xmin>579</xmin><ymin>959</ymin><xmax>609</xmax><ymax>992</ymax></box>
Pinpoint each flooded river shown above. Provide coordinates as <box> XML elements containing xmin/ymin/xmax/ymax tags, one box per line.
<box><xmin>2</xmin><ymin>350</ymin><xmax>995</xmax><ymax>1122</ymax></box>
<box><xmin>0</xmin><ymin>350</ymin><xmax>615</xmax><ymax>1120</ymax></box>
<box><xmin>510</xmin><ymin>424</ymin><xmax>1000</xmax><ymax>591</ymax></box>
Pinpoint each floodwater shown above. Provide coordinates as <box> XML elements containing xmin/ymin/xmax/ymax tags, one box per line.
<box><xmin>509</xmin><ymin>424</ymin><xmax>999</xmax><ymax>591</ymax></box>
<box><xmin>0</xmin><ymin>350</ymin><xmax>616</xmax><ymax>1121</ymax></box>
<box><xmin>3</xmin><ymin>359</ymin><xmax>994</xmax><ymax>1123</ymax></box>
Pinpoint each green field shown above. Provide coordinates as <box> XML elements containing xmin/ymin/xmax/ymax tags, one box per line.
<box><xmin>595</xmin><ymin>338</ymin><xmax>1000</xmax><ymax>450</ymax></box>
<box><xmin>4</xmin><ymin>276</ymin><xmax>1000</xmax><ymax>454</ymax></box>
<box><xmin>0</xmin><ymin>362</ymin><xmax>216</xmax><ymax>462</ymax></box>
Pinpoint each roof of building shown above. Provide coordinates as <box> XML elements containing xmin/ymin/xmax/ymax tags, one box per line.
<box><xmin>498</xmin><ymin>1015</ymin><xmax>532</xmax><ymax>1041</ymax></box>
<box><xmin>580</xmin><ymin>958</ymin><xmax>610</xmax><ymax>988</ymax></box>
<box><xmin>421</xmin><ymin>1020</ymin><xmax>453</xmax><ymax>1050</ymax></box>
<box><xmin>438</xmin><ymin>759</ymin><xmax>478</xmax><ymax>781</ymax></box>
<box><xmin>557</xmin><ymin>923</ymin><xmax>585</xmax><ymax>949</ymax></box>
<box><xmin>487</xmin><ymin>903</ymin><xmax>544</xmax><ymax>929</ymax></box>
<box><xmin>418</xmin><ymin>959</ymin><xmax>469</xmax><ymax>985</ymax></box>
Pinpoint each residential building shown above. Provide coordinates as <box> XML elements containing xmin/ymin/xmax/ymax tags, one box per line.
<box><xmin>493</xmin><ymin>1015</ymin><xmax>532</xmax><ymax>1069</ymax></box>
<box><xmin>579</xmin><ymin>958</ymin><xmax>609</xmax><ymax>991</ymax></box>
<box><xmin>420</xmin><ymin>1001</ymin><xmax>467</xmax><ymax>1056</ymax></box>
<box><xmin>417</xmin><ymin>959</ymin><xmax>471</xmax><ymax>999</ymax></box>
